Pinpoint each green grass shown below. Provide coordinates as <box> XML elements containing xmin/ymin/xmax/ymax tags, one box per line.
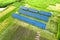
<box><xmin>0</xmin><ymin>23</ymin><xmax>36</xmax><ymax>40</ymax></box>
<box><xmin>25</xmin><ymin>0</ymin><xmax>60</xmax><ymax>8</ymax></box>
<box><xmin>0</xmin><ymin>7</ymin><xmax>16</xmax><ymax>23</ymax></box>
<box><xmin>57</xmin><ymin>17</ymin><xmax>60</xmax><ymax>40</ymax></box>
<box><xmin>0</xmin><ymin>0</ymin><xmax>60</xmax><ymax>40</ymax></box>
<box><xmin>0</xmin><ymin>0</ymin><xmax>16</xmax><ymax>7</ymax></box>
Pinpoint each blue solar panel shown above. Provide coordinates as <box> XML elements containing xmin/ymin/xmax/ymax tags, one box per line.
<box><xmin>29</xmin><ymin>8</ymin><xmax>38</xmax><ymax>13</ymax></box>
<box><xmin>39</xmin><ymin>11</ymin><xmax>52</xmax><ymax>17</ymax></box>
<box><xmin>12</xmin><ymin>14</ymin><xmax>46</xmax><ymax>29</ymax></box>
<box><xmin>20</xmin><ymin>6</ymin><xmax>28</xmax><ymax>10</ymax></box>
<box><xmin>20</xmin><ymin>6</ymin><xmax>52</xmax><ymax>17</ymax></box>
<box><xmin>18</xmin><ymin>10</ymin><xmax>48</xmax><ymax>22</ymax></box>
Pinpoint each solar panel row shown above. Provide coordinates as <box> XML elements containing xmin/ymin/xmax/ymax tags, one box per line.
<box><xmin>20</xmin><ymin>6</ymin><xmax>52</xmax><ymax>17</ymax></box>
<box><xmin>18</xmin><ymin>10</ymin><xmax>48</xmax><ymax>22</ymax></box>
<box><xmin>12</xmin><ymin>14</ymin><xmax>46</xmax><ymax>29</ymax></box>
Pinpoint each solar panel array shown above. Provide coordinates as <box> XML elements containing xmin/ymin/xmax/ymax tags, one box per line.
<box><xmin>12</xmin><ymin>6</ymin><xmax>52</xmax><ymax>29</ymax></box>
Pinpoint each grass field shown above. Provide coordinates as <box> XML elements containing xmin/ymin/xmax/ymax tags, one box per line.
<box><xmin>0</xmin><ymin>0</ymin><xmax>60</xmax><ymax>40</ymax></box>
<box><xmin>0</xmin><ymin>0</ymin><xmax>16</xmax><ymax>7</ymax></box>
<box><xmin>0</xmin><ymin>6</ymin><xmax>16</xmax><ymax>18</ymax></box>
